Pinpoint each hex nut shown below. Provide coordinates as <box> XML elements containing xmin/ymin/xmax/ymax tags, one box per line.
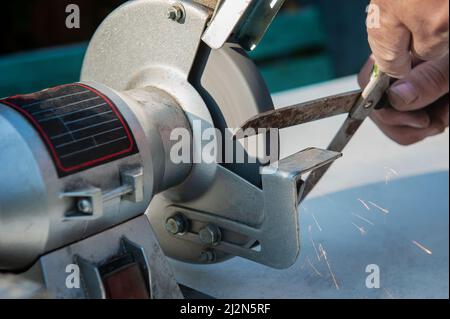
<box><xmin>166</xmin><ymin>5</ymin><xmax>184</xmax><ymax>22</ymax></box>
<box><xmin>165</xmin><ymin>214</ymin><xmax>188</xmax><ymax>235</ymax></box>
<box><xmin>198</xmin><ymin>224</ymin><xmax>221</xmax><ymax>245</ymax></box>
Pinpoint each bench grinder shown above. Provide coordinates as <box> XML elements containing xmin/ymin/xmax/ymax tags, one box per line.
<box><xmin>0</xmin><ymin>0</ymin><xmax>341</xmax><ymax>298</ymax></box>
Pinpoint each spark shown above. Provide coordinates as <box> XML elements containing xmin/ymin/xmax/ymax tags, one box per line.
<box><xmin>311</xmin><ymin>213</ymin><xmax>323</xmax><ymax>232</ymax></box>
<box><xmin>389</xmin><ymin>168</ymin><xmax>399</xmax><ymax>175</ymax></box>
<box><xmin>368</xmin><ymin>201</ymin><xmax>389</xmax><ymax>214</ymax></box>
<box><xmin>358</xmin><ymin>198</ymin><xmax>371</xmax><ymax>210</ymax></box>
<box><xmin>300</xmin><ymin>259</ymin><xmax>307</xmax><ymax>270</ymax></box>
<box><xmin>351</xmin><ymin>222</ymin><xmax>367</xmax><ymax>236</ymax></box>
<box><xmin>308</xmin><ymin>225</ymin><xmax>321</xmax><ymax>261</ymax></box>
<box><xmin>352</xmin><ymin>213</ymin><xmax>375</xmax><ymax>226</ymax></box>
<box><xmin>306</xmin><ymin>257</ymin><xmax>323</xmax><ymax>277</ymax></box>
<box><xmin>318</xmin><ymin>244</ymin><xmax>340</xmax><ymax>290</ymax></box>
<box><xmin>310</xmin><ymin>237</ymin><xmax>321</xmax><ymax>261</ymax></box>
<box><xmin>412</xmin><ymin>240</ymin><xmax>433</xmax><ymax>255</ymax></box>
<box><xmin>383</xmin><ymin>288</ymin><xmax>394</xmax><ymax>299</ymax></box>
<box><xmin>384</xmin><ymin>167</ymin><xmax>399</xmax><ymax>184</ymax></box>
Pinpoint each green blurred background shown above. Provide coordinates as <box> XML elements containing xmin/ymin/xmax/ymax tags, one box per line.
<box><xmin>0</xmin><ymin>0</ymin><xmax>370</xmax><ymax>97</ymax></box>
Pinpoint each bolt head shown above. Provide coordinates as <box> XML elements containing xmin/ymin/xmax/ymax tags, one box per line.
<box><xmin>199</xmin><ymin>224</ymin><xmax>221</xmax><ymax>246</ymax></box>
<box><xmin>166</xmin><ymin>8</ymin><xmax>177</xmax><ymax>19</ymax></box>
<box><xmin>77</xmin><ymin>198</ymin><xmax>93</xmax><ymax>214</ymax></box>
<box><xmin>165</xmin><ymin>215</ymin><xmax>187</xmax><ymax>235</ymax></box>
<box><xmin>166</xmin><ymin>6</ymin><xmax>183</xmax><ymax>22</ymax></box>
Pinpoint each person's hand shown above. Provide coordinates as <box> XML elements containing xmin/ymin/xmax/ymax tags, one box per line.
<box><xmin>367</xmin><ymin>0</ymin><xmax>449</xmax><ymax>78</ymax></box>
<box><xmin>359</xmin><ymin>55</ymin><xmax>448</xmax><ymax>145</ymax></box>
<box><xmin>360</xmin><ymin>0</ymin><xmax>449</xmax><ymax>145</ymax></box>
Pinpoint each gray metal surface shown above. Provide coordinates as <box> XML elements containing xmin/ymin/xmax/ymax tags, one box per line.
<box><xmin>201</xmin><ymin>0</ymin><xmax>253</xmax><ymax>49</ymax></box>
<box><xmin>263</xmin><ymin>147</ymin><xmax>342</xmax><ymax>178</ymax></box>
<box><xmin>201</xmin><ymin>0</ymin><xmax>286</xmax><ymax>50</ymax></box>
<box><xmin>81</xmin><ymin>0</ymin><xmax>211</xmax><ymax>85</ymax></box>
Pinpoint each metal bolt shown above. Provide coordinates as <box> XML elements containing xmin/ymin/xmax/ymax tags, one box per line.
<box><xmin>165</xmin><ymin>214</ymin><xmax>187</xmax><ymax>235</ymax></box>
<box><xmin>364</xmin><ymin>101</ymin><xmax>374</xmax><ymax>109</ymax></box>
<box><xmin>198</xmin><ymin>224</ymin><xmax>221</xmax><ymax>246</ymax></box>
<box><xmin>166</xmin><ymin>5</ymin><xmax>184</xmax><ymax>22</ymax></box>
<box><xmin>77</xmin><ymin>198</ymin><xmax>93</xmax><ymax>215</ymax></box>
<box><xmin>199</xmin><ymin>250</ymin><xmax>216</xmax><ymax>263</ymax></box>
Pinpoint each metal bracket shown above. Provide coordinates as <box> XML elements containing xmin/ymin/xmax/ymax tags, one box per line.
<box><xmin>202</xmin><ymin>0</ymin><xmax>253</xmax><ymax>49</ymax></box>
<box><xmin>201</xmin><ymin>0</ymin><xmax>286</xmax><ymax>50</ymax></box>
<box><xmin>158</xmin><ymin>148</ymin><xmax>341</xmax><ymax>269</ymax></box>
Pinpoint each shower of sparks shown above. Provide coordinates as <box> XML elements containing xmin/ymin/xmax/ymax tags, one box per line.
<box><xmin>352</xmin><ymin>213</ymin><xmax>375</xmax><ymax>226</ymax></box>
<box><xmin>311</xmin><ymin>213</ymin><xmax>323</xmax><ymax>232</ymax></box>
<box><xmin>384</xmin><ymin>167</ymin><xmax>399</xmax><ymax>184</ymax></box>
<box><xmin>306</xmin><ymin>257</ymin><xmax>323</xmax><ymax>277</ymax></box>
<box><xmin>412</xmin><ymin>240</ymin><xmax>433</xmax><ymax>255</ymax></box>
<box><xmin>368</xmin><ymin>201</ymin><xmax>389</xmax><ymax>214</ymax></box>
<box><xmin>318</xmin><ymin>244</ymin><xmax>340</xmax><ymax>290</ymax></box>
<box><xmin>351</xmin><ymin>222</ymin><xmax>367</xmax><ymax>236</ymax></box>
<box><xmin>383</xmin><ymin>288</ymin><xmax>394</xmax><ymax>299</ymax></box>
<box><xmin>358</xmin><ymin>198</ymin><xmax>371</xmax><ymax>210</ymax></box>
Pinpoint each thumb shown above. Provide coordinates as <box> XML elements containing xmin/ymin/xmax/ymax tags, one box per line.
<box><xmin>388</xmin><ymin>54</ymin><xmax>449</xmax><ymax>111</ymax></box>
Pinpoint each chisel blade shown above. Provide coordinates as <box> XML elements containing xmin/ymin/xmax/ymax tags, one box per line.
<box><xmin>235</xmin><ymin>90</ymin><xmax>362</xmax><ymax>138</ymax></box>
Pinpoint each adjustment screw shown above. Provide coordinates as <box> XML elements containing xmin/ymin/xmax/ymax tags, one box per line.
<box><xmin>77</xmin><ymin>198</ymin><xmax>93</xmax><ymax>215</ymax></box>
<box><xmin>198</xmin><ymin>224</ymin><xmax>221</xmax><ymax>246</ymax></box>
<box><xmin>166</xmin><ymin>5</ymin><xmax>184</xmax><ymax>22</ymax></box>
<box><xmin>165</xmin><ymin>214</ymin><xmax>187</xmax><ymax>235</ymax></box>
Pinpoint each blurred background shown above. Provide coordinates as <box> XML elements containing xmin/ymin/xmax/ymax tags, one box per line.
<box><xmin>0</xmin><ymin>0</ymin><xmax>370</xmax><ymax>97</ymax></box>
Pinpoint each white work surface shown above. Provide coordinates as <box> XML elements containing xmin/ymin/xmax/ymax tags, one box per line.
<box><xmin>170</xmin><ymin>76</ymin><xmax>449</xmax><ymax>299</ymax></box>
